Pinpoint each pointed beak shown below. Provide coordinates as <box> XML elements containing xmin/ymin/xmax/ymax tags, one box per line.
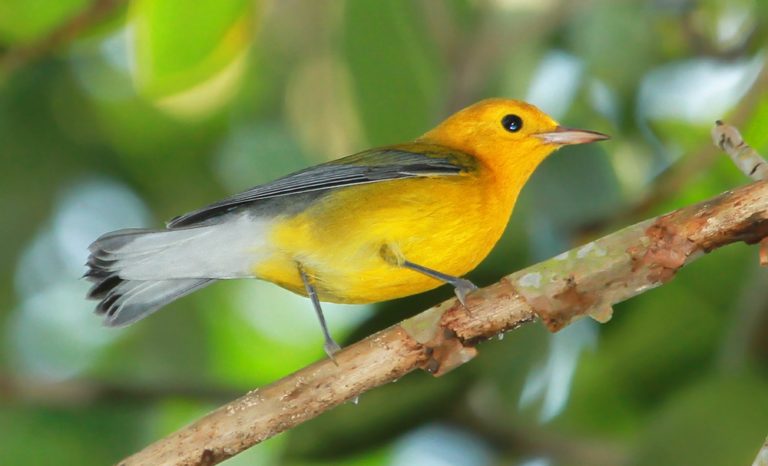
<box><xmin>536</xmin><ymin>126</ymin><xmax>610</xmax><ymax>145</ymax></box>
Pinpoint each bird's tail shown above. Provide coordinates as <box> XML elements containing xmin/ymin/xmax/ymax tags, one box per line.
<box><xmin>85</xmin><ymin>228</ymin><xmax>217</xmax><ymax>326</ymax></box>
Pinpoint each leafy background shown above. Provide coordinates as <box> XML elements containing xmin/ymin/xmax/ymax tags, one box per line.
<box><xmin>1</xmin><ymin>0</ymin><xmax>767</xmax><ymax>465</ymax></box>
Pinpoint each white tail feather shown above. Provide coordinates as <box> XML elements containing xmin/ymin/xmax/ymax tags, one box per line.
<box><xmin>86</xmin><ymin>213</ymin><xmax>268</xmax><ymax>325</ymax></box>
<box><xmin>95</xmin><ymin>215</ymin><xmax>267</xmax><ymax>280</ymax></box>
<box><xmin>103</xmin><ymin>278</ymin><xmax>214</xmax><ymax>326</ymax></box>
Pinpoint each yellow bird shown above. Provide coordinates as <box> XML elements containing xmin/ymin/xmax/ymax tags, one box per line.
<box><xmin>86</xmin><ymin>98</ymin><xmax>608</xmax><ymax>355</ymax></box>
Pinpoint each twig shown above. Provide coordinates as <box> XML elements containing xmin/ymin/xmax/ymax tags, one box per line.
<box><xmin>713</xmin><ymin>120</ymin><xmax>768</xmax><ymax>181</ymax></box>
<box><xmin>713</xmin><ymin>119</ymin><xmax>768</xmax><ymax>265</ymax></box>
<box><xmin>119</xmin><ymin>176</ymin><xmax>768</xmax><ymax>465</ymax></box>
<box><xmin>0</xmin><ymin>0</ymin><xmax>126</xmax><ymax>78</ymax></box>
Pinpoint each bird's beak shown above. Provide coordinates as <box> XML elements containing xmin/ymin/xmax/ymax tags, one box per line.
<box><xmin>536</xmin><ymin>126</ymin><xmax>610</xmax><ymax>145</ymax></box>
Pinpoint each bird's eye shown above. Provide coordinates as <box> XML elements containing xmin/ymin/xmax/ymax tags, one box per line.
<box><xmin>501</xmin><ymin>114</ymin><xmax>523</xmax><ymax>133</ymax></box>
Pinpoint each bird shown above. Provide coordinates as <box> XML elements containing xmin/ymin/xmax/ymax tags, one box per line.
<box><xmin>85</xmin><ymin>98</ymin><xmax>609</xmax><ymax>357</ymax></box>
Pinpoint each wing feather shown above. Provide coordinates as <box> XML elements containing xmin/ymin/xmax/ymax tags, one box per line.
<box><xmin>167</xmin><ymin>144</ymin><xmax>472</xmax><ymax>228</ymax></box>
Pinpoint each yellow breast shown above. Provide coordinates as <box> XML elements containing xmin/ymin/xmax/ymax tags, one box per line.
<box><xmin>252</xmin><ymin>166</ymin><xmax>517</xmax><ymax>303</ymax></box>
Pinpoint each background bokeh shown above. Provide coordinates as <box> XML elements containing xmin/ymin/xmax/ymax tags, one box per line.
<box><xmin>1</xmin><ymin>1</ymin><xmax>768</xmax><ymax>465</ymax></box>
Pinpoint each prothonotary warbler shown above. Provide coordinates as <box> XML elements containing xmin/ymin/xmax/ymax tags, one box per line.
<box><xmin>85</xmin><ymin>98</ymin><xmax>608</xmax><ymax>356</ymax></box>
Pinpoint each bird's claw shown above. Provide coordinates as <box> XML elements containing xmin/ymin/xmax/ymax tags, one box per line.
<box><xmin>453</xmin><ymin>278</ymin><xmax>478</xmax><ymax>308</ymax></box>
<box><xmin>324</xmin><ymin>339</ymin><xmax>342</xmax><ymax>365</ymax></box>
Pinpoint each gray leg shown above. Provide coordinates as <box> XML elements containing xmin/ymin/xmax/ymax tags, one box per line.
<box><xmin>299</xmin><ymin>267</ymin><xmax>341</xmax><ymax>359</ymax></box>
<box><xmin>401</xmin><ymin>260</ymin><xmax>478</xmax><ymax>307</ymax></box>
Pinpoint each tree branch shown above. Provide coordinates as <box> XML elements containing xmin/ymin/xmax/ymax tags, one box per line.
<box><xmin>119</xmin><ymin>174</ymin><xmax>768</xmax><ymax>465</ymax></box>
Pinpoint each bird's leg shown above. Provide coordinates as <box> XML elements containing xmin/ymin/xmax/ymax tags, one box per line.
<box><xmin>400</xmin><ymin>260</ymin><xmax>478</xmax><ymax>307</ymax></box>
<box><xmin>380</xmin><ymin>243</ymin><xmax>478</xmax><ymax>307</ymax></box>
<box><xmin>298</xmin><ymin>266</ymin><xmax>341</xmax><ymax>360</ymax></box>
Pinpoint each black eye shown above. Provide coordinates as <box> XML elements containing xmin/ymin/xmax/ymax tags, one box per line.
<box><xmin>501</xmin><ymin>114</ymin><xmax>523</xmax><ymax>132</ymax></box>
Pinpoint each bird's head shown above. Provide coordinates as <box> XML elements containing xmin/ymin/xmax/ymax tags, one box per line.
<box><xmin>419</xmin><ymin>98</ymin><xmax>609</xmax><ymax>174</ymax></box>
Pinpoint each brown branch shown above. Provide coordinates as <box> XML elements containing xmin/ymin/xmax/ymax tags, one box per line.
<box><xmin>119</xmin><ymin>177</ymin><xmax>768</xmax><ymax>465</ymax></box>
<box><xmin>714</xmin><ymin>120</ymin><xmax>768</xmax><ymax>265</ymax></box>
<box><xmin>0</xmin><ymin>0</ymin><xmax>126</xmax><ymax>77</ymax></box>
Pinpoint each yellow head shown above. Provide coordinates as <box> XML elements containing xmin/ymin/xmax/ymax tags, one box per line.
<box><xmin>419</xmin><ymin>98</ymin><xmax>608</xmax><ymax>178</ymax></box>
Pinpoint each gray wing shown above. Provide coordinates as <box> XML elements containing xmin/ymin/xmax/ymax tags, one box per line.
<box><xmin>167</xmin><ymin>144</ymin><xmax>471</xmax><ymax>228</ymax></box>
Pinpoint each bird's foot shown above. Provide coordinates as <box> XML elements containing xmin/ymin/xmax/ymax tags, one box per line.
<box><xmin>453</xmin><ymin>278</ymin><xmax>478</xmax><ymax>309</ymax></box>
<box><xmin>324</xmin><ymin>338</ymin><xmax>342</xmax><ymax>365</ymax></box>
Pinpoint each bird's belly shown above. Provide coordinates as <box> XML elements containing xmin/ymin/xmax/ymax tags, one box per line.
<box><xmin>253</xmin><ymin>176</ymin><xmax>511</xmax><ymax>303</ymax></box>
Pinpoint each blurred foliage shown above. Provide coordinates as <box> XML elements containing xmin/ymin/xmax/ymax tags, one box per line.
<box><xmin>1</xmin><ymin>0</ymin><xmax>768</xmax><ymax>465</ymax></box>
